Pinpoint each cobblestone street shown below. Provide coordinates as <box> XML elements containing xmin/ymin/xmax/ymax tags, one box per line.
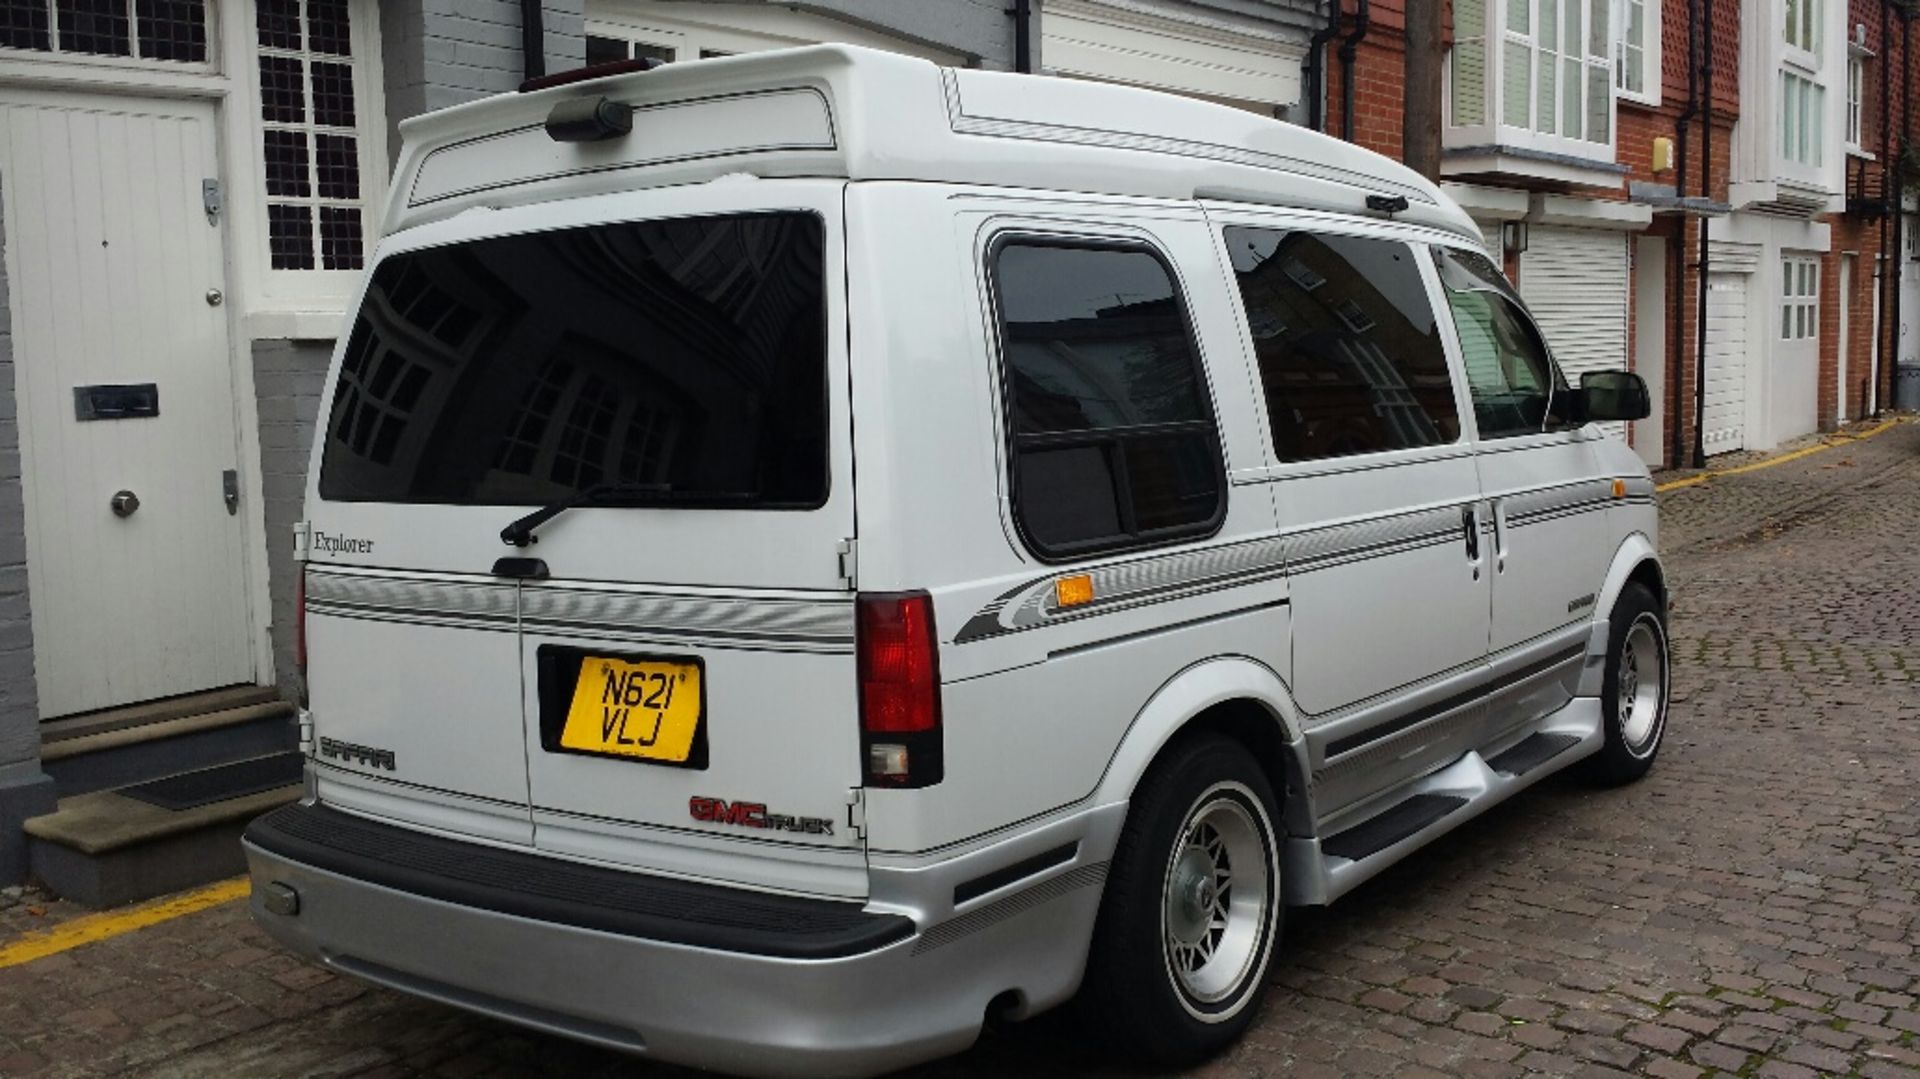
<box><xmin>2</xmin><ymin>422</ymin><xmax>1916</xmax><ymax>1079</ymax></box>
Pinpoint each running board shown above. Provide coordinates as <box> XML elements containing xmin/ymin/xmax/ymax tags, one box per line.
<box><xmin>1284</xmin><ymin>698</ymin><xmax>1604</xmax><ymax>907</ymax></box>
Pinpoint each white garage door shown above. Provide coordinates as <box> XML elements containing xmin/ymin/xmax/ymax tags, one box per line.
<box><xmin>1521</xmin><ymin>226</ymin><xmax>1630</xmax><ymax>437</ymax></box>
<box><xmin>1701</xmin><ymin>273</ymin><xmax>1749</xmax><ymax>454</ymax></box>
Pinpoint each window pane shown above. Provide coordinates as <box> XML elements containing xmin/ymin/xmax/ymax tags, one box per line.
<box><xmin>1586</xmin><ymin>61</ymin><xmax>1610</xmax><ymax>142</ymax></box>
<box><xmin>996</xmin><ymin>245</ymin><xmax>1205</xmax><ymax>434</ymax></box>
<box><xmin>257</xmin><ymin>0</ymin><xmax>299</xmax><ymax>48</ymax></box>
<box><xmin>57</xmin><ymin>0</ymin><xmax>130</xmax><ymax>56</ymax></box>
<box><xmin>268</xmin><ymin>203</ymin><xmax>316</xmax><ymax>270</ymax></box>
<box><xmin>0</xmin><ymin>1</ymin><xmax>51</xmax><ymax>50</ymax></box>
<box><xmin>307</xmin><ymin>0</ymin><xmax>350</xmax><ymax>55</ymax></box>
<box><xmin>311</xmin><ymin>60</ymin><xmax>356</xmax><ymax>127</ymax></box>
<box><xmin>1457</xmin><ymin>0</ymin><xmax>1486</xmax><ymax>36</ymax></box>
<box><xmin>260</xmin><ymin>54</ymin><xmax>305</xmax><ymax>122</ymax></box>
<box><xmin>263</xmin><ymin>129</ymin><xmax>311</xmax><ymax>197</ymax></box>
<box><xmin>136</xmin><ymin>0</ymin><xmax>206</xmax><ymax>62</ymax></box>
<box><xmin>1782</xmin><ymin>303</ymin><xmax>1793</xmax><ymax>338</ymax></box>
<box><xmin>1784</xmin><ymin>0</ymin><xmax>1797</xmax><ymax>45</ymax></box>
<box><xmin>1435</xmin><ymin>248</ymin><xmax>1566</xmax><ymax>439</ymax></box>
<box><xmin>1503</xmin><ymin>41</ymin><xmax>1532</xmax><ymax>128</ymax></box>
<box><xmin>1227</xmin><ymin>228</ymin><xmax>1460</xmax><ymax>461</ymax></box>
<box><xmin>995</xmin><ymin>241</ymin><xmax>1224</xmax><ymax>556</ymax></box>
<box><xmin>1587</xmin><ymin>0</ymin><xmax>1608</xmax><ymax>56</ymax></box>
<box><xmin>1538</xmin><ymin>41</ymin><xmax>1557</xmax><ymax>133</ymax></box>
<box><xmin>1507</xmin><ymin>0</ymin><xmax>1529</xmax><ymax>34</ymax></box>
<box><xmin>321</xmin><ymin>213</ymin><xmax>830</xmax><ymax>508</ymax></box>
<box><xmin>319</xmin><ymin>206</ymin><xmax>363</xmax><ymax>270</ymax></box>
<box><xmin>315</xmin><ymin>133</ymin><xmax>358</xmax><ymax>198</ymax></box>
<box><xmin>1017</xmin><ymin>446</ymin><xmax>1122</xmax><ymax>551</ymax></box>
<box><xmin>1562</xmin><ymin>56</ymin><xmax>1583</xmax><ymax>134</ymax></box>
<box><xmin>1454</xmin><ymin>40</ymin><xmax>1487</xmax><ymax>125</ymax></box>
<box><xmin>585</xmin><ymin>34</ymin><xmax>628</xmax><ymax>65</ymax></box>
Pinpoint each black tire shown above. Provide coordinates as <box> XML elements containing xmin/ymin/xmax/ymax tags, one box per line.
<box><xmin>1580</xmin><ymin>581</ymin><xmax>1670</xmax><ymax>785</ymax></box>
<box><xmin>1080</xmin><ymin>734</ymin><xmax>1282</xmax><ymax>1067</ymax></box>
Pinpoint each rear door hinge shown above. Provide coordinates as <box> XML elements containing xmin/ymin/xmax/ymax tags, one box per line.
<box><xmin>292</xmin><ymin>520</ymin><xmax>311</xmax><ymax>561</ymax></box>
<box><xmin>836</xmin><ymin>538</ymin><xmax>858</xmax><ymax>591</ymax></box>
<box><xmin>845</xmin><ymin>787</ymin><xmax>867</xmax><ymax>843</ymax></box>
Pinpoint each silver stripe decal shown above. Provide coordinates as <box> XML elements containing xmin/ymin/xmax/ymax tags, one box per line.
<box><xmin>306</xmin><ymin>571</ymin><xmax>516</xmax><ymax>626</ymax></box>
<box><xmin>522</xmin><ymin>588</ymin><xmax>854</xmax><ymax>652</ymax></box>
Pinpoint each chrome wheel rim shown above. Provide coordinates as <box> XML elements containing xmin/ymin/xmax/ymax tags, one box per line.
<box><xmin>1161</xmin><ymin>787</ymin><xmax>1271</xmax><ymax>1010</ymax></box>
<box><xmin>1618</xmin><ymin>616</ymin><xmax>1666</xmax><ymax>751</ymax></box>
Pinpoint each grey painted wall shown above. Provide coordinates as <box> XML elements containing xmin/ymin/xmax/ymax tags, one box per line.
<box><xmin>0</xmin><ymin>182</ymin><xmax>56</xmax><ymax>884</ymax></box>
<box><xmin>253</xmin><ymin>341</ymin><xmax>334</xmax><ymax>698</ymax></box>
<box><xmin>382</xmin><ymin>0</ymin><xmax>588</xmax><ymax>166</ymax></box>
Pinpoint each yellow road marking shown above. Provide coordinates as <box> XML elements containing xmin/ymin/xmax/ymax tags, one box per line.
<box><xmin>1655</xmin><ymin>417</ymin><xmax>1907</xmax><ymax>492</ymax></box>
<box><xmin>0</xmin><ymin>876</ymin><xmax>249</xmax><ymax>969</ymax></box>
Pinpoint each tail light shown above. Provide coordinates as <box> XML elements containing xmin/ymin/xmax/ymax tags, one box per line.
<box><xmin>857</xmin><ymin>591</ymin><xmax>943</xmax><ymax>788</ymax></box>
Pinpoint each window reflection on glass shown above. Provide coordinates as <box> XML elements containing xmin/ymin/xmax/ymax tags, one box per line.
<box><xmin>1227</xmin><ymin>227</ymin><xmax>1461</xmax><ymax>460</ymax></box>
<box><xmin>992</xmin><ymin>242</ymin><xmax>1224</xmax><ymax>558</ymax></box>
<box><xmin>1434</xmin><ymin>246</ymin><xmax>1572</xmax><ymax>439</ymax></box>
<box><xmin>320</xmin><ymin>212</ymin><xmax>829</xmax><ymax>511</ymax></box>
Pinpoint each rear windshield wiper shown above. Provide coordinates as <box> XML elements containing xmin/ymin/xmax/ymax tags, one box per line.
<box><xmin>498</xmin><ymin>482</ymin><xmax>760</xmax><ymax>547</ymax></box>
<box><xmin>499</xmin><ymin>482</ymin><xmax>674</xmax><ymax>547</ymax></box>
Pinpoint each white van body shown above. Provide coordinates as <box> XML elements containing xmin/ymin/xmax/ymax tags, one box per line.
<box><xmin>244</xmin><ymin>45</ymin><xmax>1668</xmax><ymax>1078</ymax></box>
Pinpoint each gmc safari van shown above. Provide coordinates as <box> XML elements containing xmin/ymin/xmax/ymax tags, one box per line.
<box><xmin>243</xmin><ymin>44</ymin><xmax>1669</xmax><ymax>1078</ymax></box>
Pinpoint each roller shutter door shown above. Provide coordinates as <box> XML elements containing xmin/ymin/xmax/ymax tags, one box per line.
<box><xmin>1701</xmin><ymin>273</ymin><xmax>1748</xmax><ymax>454</ymax></box>
<box><xmin>1520</xmin><ymin>226</ymin><xmax>1630</xmax><ymax>438</ymax></box>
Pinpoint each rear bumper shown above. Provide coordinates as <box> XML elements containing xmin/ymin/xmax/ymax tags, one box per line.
<box><xmin>243</xmin><ymin>802</ymin><xmax>1117</xmax><ymax>1078</ymax></box>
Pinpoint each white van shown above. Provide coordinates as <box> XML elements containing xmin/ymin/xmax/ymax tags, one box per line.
<box><xmin>244</xmin><ymin>44</ymin><xmax>1669</xmax><ymax>1078</ymax></box>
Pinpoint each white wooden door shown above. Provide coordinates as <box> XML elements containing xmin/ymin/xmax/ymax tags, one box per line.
<box><xmin>1520</xmin><ymin>226</ymin><xmax>1630</xmax><ymax>439</ymax></box>
<box><xmin>1701</xmin><ymin>273</ymin><xmax>1749</xmax><ymax>454</ymax></box>
<box><xmin>0</xmin><ymin>90</ymin><xmax>252</xmax><ymax>717</ymax></box>
<box><xmin>1632</xmin><ymin>236</ymin><xmax>1666</xmax><ymax>467</ymax></box>
<box><xmin>1838</xmin><ymin>256</ymin><xmax>1851</xmax><ymax>423</ymax></box>
<box><xmin>1902</xmin><ymin>220</ymin><xmax>1919</xmax><ymax>368</ymax></box>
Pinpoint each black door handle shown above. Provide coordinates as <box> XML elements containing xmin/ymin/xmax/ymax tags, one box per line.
<box><xmin>1462</xmin><ymin>506</ymin><xmax>1480</xmax><ymax>561</ymax></box>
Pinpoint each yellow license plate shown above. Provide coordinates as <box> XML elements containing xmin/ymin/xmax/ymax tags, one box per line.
<box><xmin>560</xmin><ymin>656</ymin><xmax>704</xmax><ymax>764</ymax></box>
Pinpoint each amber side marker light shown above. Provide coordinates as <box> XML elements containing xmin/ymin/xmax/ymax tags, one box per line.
<box><xmin>1612</xmin><ymin>479</ymin><xmax>1627</xmax><ymax>498</ymax></box>
<box><xmin>1055</xmin><ymin>574</ymin><xmax>1096</xmax><ymax>608</ymax></box>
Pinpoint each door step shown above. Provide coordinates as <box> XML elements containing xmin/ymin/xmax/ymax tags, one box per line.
<box><xmin>40</xmin><ymin>685</ymin><xmax>280</xmax><ymax>744</ymax></box>
<box><xmin>1486</xmin><ymin>732</ymin><xmax>1582</xmax><ymax>777</ymax></box>
<box><xmin>41</xmin><ymin>692</ymin><xmax>297</xmax><ymax>797</ymax></box>
<box><xmin>24</xmin><ymin>753</ymin><xmax>303</xmax><ymax>908</ymax></box>
<box><xmin>1322</xmin><ymin>793</ymin><xmax>1466</xmax><ymax>861</ymax></box>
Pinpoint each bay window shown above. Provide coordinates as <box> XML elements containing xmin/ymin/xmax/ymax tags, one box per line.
<box><xmin>1844</xmin><ymin>55</ymin><xmax>1862</xmax><ymax>150</ymax></box>
<box><xmin>1451</xmin><ymin>0</ymin><xmax>1615</xmax><ymax>160</ymax></box>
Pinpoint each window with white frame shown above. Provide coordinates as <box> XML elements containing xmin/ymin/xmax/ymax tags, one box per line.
<box><xmin>1779</xmin><ymin>70</ymin><xmax>1825</xmax><ymax>167</ymax></box>
<box><xmin>1451</xmin><ymin>0</ymin><xmax>1613</xmax><ymax>147</ymax></box>
<box><xmin>1780</xmin><ymin>257</ymin><xmax>1818</xmax><ymax>340</ymax></box>
<box><xmin>1845</xmin><ymin>55</ymin><xmax>1863</xmax><ymax>148</ymax></box>
<box><xmin>256</xmin><ymin>0</ymin><xmax>368</xmax><ymax>272</ymax></box>
<box><xmin>1784</xmin><ymin>0</ymin><xmax>1819</xmax><ymax>53</ymax></box>
<box><xmin>0</xmin><ymin>0</ymin><xmax>209</xmax><ymax>63</ymax></box>
<box><xmin>1614</xmin><ymin>0</ymin><xmax>1657</xmax><ymax>101</ymax></box>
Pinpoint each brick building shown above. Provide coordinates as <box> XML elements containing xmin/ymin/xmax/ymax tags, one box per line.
<box><xmin>1317</xmin><ymin>0</ymin><xmax>1915</xmax><ymax>466</ymax></box>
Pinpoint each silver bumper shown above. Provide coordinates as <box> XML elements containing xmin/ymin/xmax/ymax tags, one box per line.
<box><xmin>242</xmin><ymin>807</ymin><xmax>1117</xmax><ymax>1079</ymax></box>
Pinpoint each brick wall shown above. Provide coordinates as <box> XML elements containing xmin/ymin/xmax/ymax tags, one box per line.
<box><xmin>252</xmin><ymin>341</ymin><xmax>334</xmax><ymax>697</ymax></box>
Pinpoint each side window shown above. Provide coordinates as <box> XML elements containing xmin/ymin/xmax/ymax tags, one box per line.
<box><xmin>1223</xmin><ymin>227</ymin><xmax>1460</xmax><ymax>462</ymax></box>
<box><xmin>1433</xmin><ymin>247</ymin><xmax>1573</xmax><ymax>439</ymax></box>
<box><xmin>991</xmin><ymin>240</ymin><xmax>1226</xmax><ymax>560</ymax></box>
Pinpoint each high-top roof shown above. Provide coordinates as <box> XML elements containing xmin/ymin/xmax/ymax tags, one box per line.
<box><xmin>383</xmin><ymin>44</ymin><xmax>1478</xmax><ymax>244</ymax></box>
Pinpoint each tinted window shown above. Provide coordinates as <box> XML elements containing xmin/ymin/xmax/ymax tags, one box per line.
<box><xmin>1433</xmin><ymin>247</ymin><xmax>1572</xmax><ymax>439</ymax></box>
<box><xmin>993</xmin><ymin>241</ymin><xmax>1224</xmax><ymax>559</ymax></box>
<box><xmin>319</xmin><ymin>212</ymin><xmax>828</xmax><ymax>508</ymax></box>
<box><xmin>1224</xmin><ymin>227</ymin><xmax>1461</xmax><ymax>462</ymax></box>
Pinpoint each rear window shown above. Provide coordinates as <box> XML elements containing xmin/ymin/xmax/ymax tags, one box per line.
<box><xmin>318</xmin><ymin>212</ymin><xmax>828</xmax><ymax>508</ymax></box>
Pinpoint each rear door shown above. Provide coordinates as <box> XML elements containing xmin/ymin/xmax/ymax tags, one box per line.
<box><xmin>489</xmin><ymin>183</ymin><xmax>867</xmax><ymax>898</ymax></box>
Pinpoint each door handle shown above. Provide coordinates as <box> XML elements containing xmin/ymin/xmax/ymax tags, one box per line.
<box><xmin>1461</xmin><ymin>505</ymin><xmax>1481</xmax><ymax>577</ymax></box>
<box><xmin>222</xmin><ymin>469</ymin><xmax>240</xmax><ymax>515</ymax></box>
<box><xmin>1492</xmin><ymin>502</ymin><xmax>1509</xmax><ymax>572</ymax></box>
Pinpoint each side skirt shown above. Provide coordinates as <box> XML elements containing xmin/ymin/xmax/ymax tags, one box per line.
<box><xmin>1281</xmin><ymin>696</ymin><xmax>1603</xmax><ymax>907</ymax></box>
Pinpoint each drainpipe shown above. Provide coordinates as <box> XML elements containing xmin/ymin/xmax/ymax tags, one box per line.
<box><xmin>1669</xmin><ymin>0</ymin><xmax>1700</xmax><ymax>468</ymax></box>
<box><xmin>1888</xmin><ymin>5</ymin><xmax>1910</xmax><ymax>413</ymax></box>
<box><xmin>1875</xmin><ymin>0</ymin><xmax>1893</xmax><ymax>413</ymax></box>
<box><xmin>1692</xmin><ymin>0</ymin><xmax>1715</xmax><ymax>467</ymax></box>
<box><xmin>1339</xmin><ymin>0</ymin><xmax>1371</xmax><ymax>142</ymax></box>
<box><xmin>1013</xmin><ymin>0</ymin><xmax>1033</xmax><ymax>74</ymax></box>
<box><xmin>521</xmin><ymin>0</ymin><xmax>545</xmax><ymax>81</ymax></box>
<box><xmin>1306</xmin><ymin>0</ymin><xmax>1345</xmax><ymax>131</ymax></box>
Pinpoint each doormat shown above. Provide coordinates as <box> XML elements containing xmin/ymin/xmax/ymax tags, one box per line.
<box><xmin>119</xmin><ymin>753</ymin><xmax>305</xmax><ymax>812</ymax></box>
